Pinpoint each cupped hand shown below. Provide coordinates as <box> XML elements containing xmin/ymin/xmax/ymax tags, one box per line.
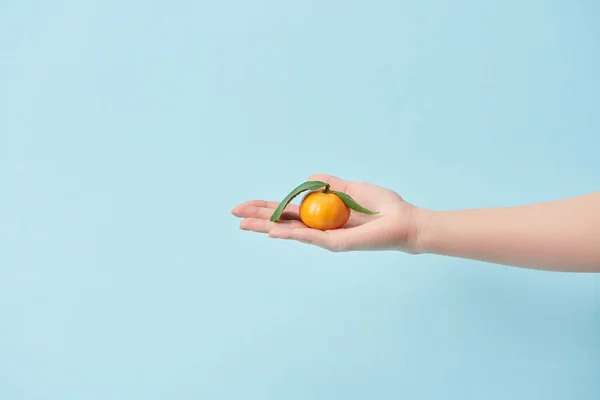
<box><xmin>231</xmin><ymin>174</ymin><xmax>420</xmax><ymax>252</ymax></box>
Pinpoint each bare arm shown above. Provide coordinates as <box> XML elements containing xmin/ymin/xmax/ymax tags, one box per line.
<box><xmin>414</xmin><ymin>193</ymin><xmax>600</xmax><ymax>272</ymax></box>
<box><xmin>232</xmin><ymin>174</ymin><xmax>600</xmax><ymax>273</ymax></box>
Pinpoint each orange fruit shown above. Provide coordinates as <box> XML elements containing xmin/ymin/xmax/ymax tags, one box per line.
<box><xmin>270</xmin><ymin>180</ymin><xmax>378</xmax><ymax>230</ymax></box>
<box><xmin>299</xmin><ymin>190</ymin><xmax>351</xmax><ymax>230</ymax></box>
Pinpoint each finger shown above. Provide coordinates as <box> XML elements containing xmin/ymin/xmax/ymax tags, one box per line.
<box><xmin>308</xmin><ymin>174</ymin><xmax>350</xmax><ymax>192</ymax></box>
<box><xmin>232</xmin><ymin>200</ymin><xmax>299</xmax><ymax>217</ymax></box>
<box><xmin>245</xmin><ymin>200</ymin><xmax>298</xmax><ymax>211</ymax></box>
<box><xmin>239</xmin><ymin>218</ymin><xmax>304</xmax><ymax>234</ymax></box>
<box><xmin>268</xmin><ymin>227</ymin><xmax>339</xmax><ymax>251</ymax></box>
<box><xmin>232</xmin><ymin>204</ymin><xmax>300</xmax><ymax>220</ymax></box>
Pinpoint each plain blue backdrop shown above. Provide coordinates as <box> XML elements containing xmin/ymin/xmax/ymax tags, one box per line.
<box><xmin>1</xmin><ymin>0</ymin><xmax>599</xmax><ymax>399</ymax></box>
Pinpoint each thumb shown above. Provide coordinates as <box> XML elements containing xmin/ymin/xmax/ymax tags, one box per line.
<box><xmin>308</xmin><ymin>174</ymin><xmax>350</xmax><ymax>193</ymax></box>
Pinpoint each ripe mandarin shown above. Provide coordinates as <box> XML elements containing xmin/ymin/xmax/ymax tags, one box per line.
<box><xmin>299</xmin><ymin>190</ymin><xmax>351</xmax><ymax>230</ymax></box>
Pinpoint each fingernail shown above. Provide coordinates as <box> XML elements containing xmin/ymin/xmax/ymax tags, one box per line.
<box><xmin>232</xmin><ymin>205</ymin><xmax>245</xmax><ymax>216</ymax></box>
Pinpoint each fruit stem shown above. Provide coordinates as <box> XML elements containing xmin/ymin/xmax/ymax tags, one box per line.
<box><xmin>323</xmin><ymin>184</ymin><xmax>331</xmax><ymax>193</ymax></box>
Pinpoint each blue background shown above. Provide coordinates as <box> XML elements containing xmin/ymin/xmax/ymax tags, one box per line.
<box><xmin>1</xmin><ymin>0</ymin><xmax>599</xmax><ymax>399</ymax></box>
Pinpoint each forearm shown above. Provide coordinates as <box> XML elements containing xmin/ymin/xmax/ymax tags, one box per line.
<box><xmin>413</xmin><ymin>193</ymin><xmax>600</xmax><ymax>272</ymax></box>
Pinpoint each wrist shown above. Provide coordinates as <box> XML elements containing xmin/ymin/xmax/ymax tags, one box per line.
<box><xmin>409</xmin><ymin>207</ymin><xmax>439</xmax><ymax>255</ymax></box>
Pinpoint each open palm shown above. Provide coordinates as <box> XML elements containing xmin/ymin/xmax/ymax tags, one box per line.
<box><xmin>231</xmin><ymin>174</ymin><xmax>418</xmax><ymax>252</ymax></box>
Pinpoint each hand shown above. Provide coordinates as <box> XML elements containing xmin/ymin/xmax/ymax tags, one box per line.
<box><xmin>231</xmin><ymin>174</ymin><xmax>420</xmax><ymax>252</ymax></box>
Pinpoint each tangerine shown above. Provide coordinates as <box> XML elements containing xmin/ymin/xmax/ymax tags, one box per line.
<box><xmin>299</xmin><ymin>190</ymin><xmax>351</xmax><ymax>230</ymax></box>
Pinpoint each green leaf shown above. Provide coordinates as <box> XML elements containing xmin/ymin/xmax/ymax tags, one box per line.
<box><xmin>331</xmin><ymin>190</ymin><xmax>379</xmax><ymax>215</ymax></box>
<box><xmin>270</xmin><ymin>181</ymin><xmax>329</xmax><ymax>222</ymax></box>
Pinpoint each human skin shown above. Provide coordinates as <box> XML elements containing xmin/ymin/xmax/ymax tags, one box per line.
<box><xmin>231</xmin><ymin>174</ymin><xmax>600</xmax><ymax>273</ymax></box>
